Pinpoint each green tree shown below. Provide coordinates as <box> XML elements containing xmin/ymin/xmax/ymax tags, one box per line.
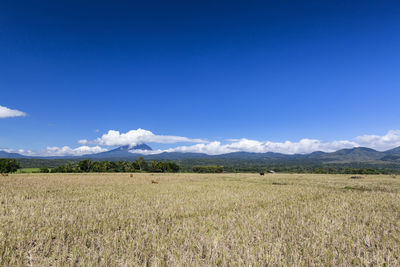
<box><xmin>0</xmin><ymin>159</ymin><xmax>20</xmax><ymax>173</ymax></box>
<box><xmin>78</xmin><ymin>160</ymin><xmax>91</xmax><ymax>172</ymax></box>
<box><xmin>40</xmin><ymin>167</ymin><xmax>49</xmax><ymax>173</ymax></box>
<box><xmin>135</xmin><ymin>157</ymin><xmax>148</xmax><ymax>171</ymax></box>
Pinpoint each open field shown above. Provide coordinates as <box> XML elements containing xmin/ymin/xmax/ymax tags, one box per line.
<box><xmin>15</xmin><ymin>168</ymin><xmax>40</xmax><ymax>174</ymax></box>
<box><xmin>1</xmin><ymin>173</ymin><xmax>399</xmax><ymax>266</ymax></box>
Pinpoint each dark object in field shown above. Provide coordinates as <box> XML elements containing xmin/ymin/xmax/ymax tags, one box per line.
<box><xmin>272</xmin><ymin>182</ymin><xmax>287</xmax><ymax>185</ymax></box>
<box><xmin>151</xmin><ymin>180</ymin><xmax>159</xmax><ymax>184</ymax></box>
<box><xmin>350</xmin><ymin>176</ymin><xmax>363</xmax><ymax>179</ymax></box>
<box><xmin>130</xmin><ymin>174</ymin><xmax>133</xmax><ymax>177</ymax></box>
<box><xmin>259</xmin><ymin>172</ymin><xmax>265</xmax><ymax>176</ymax></box>
<box><xmin>1</xmin><ymin>173</ymin><xmax>8</xmax><ymax>176</ymax></box>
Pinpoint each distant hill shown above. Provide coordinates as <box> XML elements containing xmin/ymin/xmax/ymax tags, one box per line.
<box><xmin>384</xmin><ymin>146</ymin><xmax>400</xmax><ymax>156</ymax></box>
<box><xmin>308</xmin><ymin>147</ymin><xmax>384</xmax><ymax>162</ymax></box>
<box><xmin>380</xmin><ymin>146</ymin><xmax>400</xmax><ymax>162</ymax></box>
<box><xmin>0</xmin><ymin>150</ymin><xmax>27</xmax><ymax>158</ymax></box>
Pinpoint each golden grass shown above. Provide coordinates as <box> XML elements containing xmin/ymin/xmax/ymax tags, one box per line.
<box><xmin>1</xmin><ymin>173</ymin><xmax>399</xmax><ymax>266</ymax></box>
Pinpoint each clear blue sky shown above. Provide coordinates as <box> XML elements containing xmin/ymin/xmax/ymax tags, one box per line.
<box><xmin>1</xmin><ymin>0</ymin><xmax>400</xmax><ymax>154</ymax></box>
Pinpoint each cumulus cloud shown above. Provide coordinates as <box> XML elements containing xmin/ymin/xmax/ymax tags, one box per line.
<box><xmin>1</xmin><ymin>146</ymin><xmax>107</xmax><ymax>157</ymax></box>
<box><xmin>355</xmin><ymin>130</ymin><xmax>400</xmax><ymax>151</ymax></box>
<box><xmin>41</xmin><ymin>146</ymin><xmax>108</xmax><ymax>156</ymax></box>
<box><xmin>128</xmin><ymin>149</ymin><xmax>165</xmax><ymax>155</ymax></box>
<box><xmin>0</xmin><ymin>105</ymin><xmax>27</xmax><ymax>118</ymax></box>
<box><xmin>93</xmin><ymin>128</ymin><xmax>207</xmax><ymax>146</ymax></box>
<box><xmin>165</xmin><ymin>142</ymin><xmax>233</xmax><ymax>155</ymax></box>
<box><xmin>78</xmin><ymin>139</ymin><xmax>89</xmax><ymax>145</ymax></box>
<box><xmin>0</xmin><ymin>148</ymin><xmax>35</xmax><ymax>156</ymax></box>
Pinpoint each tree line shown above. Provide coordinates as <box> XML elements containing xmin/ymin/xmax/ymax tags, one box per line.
<box><xmin>3</xmin><ymin>157</ymin><xmax>400</xmax><ymax>174</ymax></box>
<box><xmin>177</xmin><ymin>158</ymin><xmax>400</xmax><ymax>174</ymax></box>
<box><xmin>41</xmin><ymin>157</ymin><xmax>180</xmax><ymax>173</ymax></box>
<box><xmin>192</xmin><ymin>165</ymin><xmax>224</xmax><ymax>173</ymax></box>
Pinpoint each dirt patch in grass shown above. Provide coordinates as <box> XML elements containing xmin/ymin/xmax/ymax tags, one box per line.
<box><xmin>271</xmin><ymin>182</ymin><xmax>288</xmax><ymax>185</ymax></box>
<box><xmin>342</xmin><ymin>185</ymin><xmax>395</xmax><ymax>193</ymax></box>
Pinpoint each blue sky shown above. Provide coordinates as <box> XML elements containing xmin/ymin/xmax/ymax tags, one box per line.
<box><xmin>1</xmin><ymin>0</ymin><xmax>400</xmax><ymax>155</ymax></box>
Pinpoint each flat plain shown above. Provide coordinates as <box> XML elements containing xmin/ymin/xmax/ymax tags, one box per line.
<box><xmin>0</xmin><ymin>173</ymin><xmax>399</xmax><ymax>266</ymax></box>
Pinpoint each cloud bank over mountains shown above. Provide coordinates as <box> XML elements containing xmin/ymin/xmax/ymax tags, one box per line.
<box><xmin>1</xmin><ymin>146</ymin><xmax>107</xmax><ymax>157</ymax></box>
<box><xmin>355</xmin><ymin>130</ymin><xmax>400</xmax><ymax>151</ymax></box>
<box><xmin>162</xmin><ymin>139</ymin><xmax>358</xmax><ymax>155</ymax></box>
<box><xmin>41</xmin><ymin>146</ymin><xmax>108</xmax><ymax>157</ymax></box>
<box><xmin>3</xmin><ymin>128</ymin><xmax>400</xmax><ymax>157</ymax></box>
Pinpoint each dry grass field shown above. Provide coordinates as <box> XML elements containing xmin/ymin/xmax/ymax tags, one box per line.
<box><xmin>1</xmin><ymin>173</ymin><xmax>399</xmax><ymax>266</ymax></box>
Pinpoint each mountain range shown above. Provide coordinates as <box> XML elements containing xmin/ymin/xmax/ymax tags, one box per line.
<box><xmin>2</xmin><ymin>144</ymin><xmax>400</xmax><ymax>164</ymax></box>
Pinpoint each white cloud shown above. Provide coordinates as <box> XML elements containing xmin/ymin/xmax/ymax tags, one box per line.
<box><xmin>0</xmin><ymin>148</ymin><xmax>35</xmax><ymax>156</ymax></box>
<box><xmin>2</xmin><ymin>146</ymin><xmax>107</xmax><ymax>157</ymax></box>
<box><xmin>41</xmin><ymin>146</ymin><xmax>108</xmax><ymax>156</ymax></box>
<box><xmin>78</xmin><ymin>139</ymin><xmax>88</xmax><ymax>145</ymax></box>
<box><xmin>164</xmin><ymin>138</ymin><xmax>358</xmax><ymax>155</ymax></box>
<box><xmin>0</xmin><ymin>105</ymin><xmax>27</xmax><ymax>118</ymax></box>
<box><xmin>165</xmin><ymin>142</ymin><xmax>233</xmax><ymax>155</ymax></box>
<box><xmin>93</xmin><ymin>128</ymin><xmax>207</xmax><ymax>146</ymax></box>
<box><xmin>129</xmin><ymin>149</ymin><xmax>165</xmax><ymax>155</ymax></box>
<box><xmin>355</xmin><ymin>130</ymin><xmax>400</xmax><ymax>151</ymax></box>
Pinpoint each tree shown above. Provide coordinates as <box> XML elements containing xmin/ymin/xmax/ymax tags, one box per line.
<box><xmin>90</xmin><ymin>161</ymin><xmax>104</xmax><ymax>172</ymax></box>
<box><xmin>135</xmin><ymin>157</ymin><xmax>148</xmax><ymax>171</ymax></box>
<box><xmin>78</xmin><ymin>160</ymin><xmax>91</xmax><ymax>172</ymax></box>
<box><xmin>166</xmin><ymin>162</ymin><xmax>180</xmax><ymax>172</ymax></box>
<box><xmin>0</xmin><ymin>159</ymin><xmax>20</xmax><ymax>173</ymax></box>
<box><xmin>40</xmin><ymin>167</ymin><xmax>49</xmax><ymax>173</ymax></box>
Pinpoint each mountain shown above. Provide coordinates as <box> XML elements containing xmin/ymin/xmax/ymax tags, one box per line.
<box><xmin>136</xmin><ymin>146</ymin><xmax>399</xmax><ymax>163</ymax></box>
<box><xmin>85</xmin><ymin>144</ymin><xmax>153</xmax><ymax>159</ymax></box>
<box><xmin>0</xmin><ymin>150</ymin><xmax>27</xmax><ymax>158</ymax></box>
<box><xmin>311</xmin><ymin>147</ymin><xmax>384</xmax><ymax>162</ymax></box>
<box><xmin>384</xmin><ymin>146</ymin><xmax>400</xmax><ymax>155</ymax></box>
<box><xmin>381</xmin><ymin>146</ymin><xmax>400</xmax><ymax>161</ymax></box>
<box><xmin>108</xmin><ymin>144</ymin><xmax>152</xmax><ymax>153</ymax></box>
<box><xmin>305</xmin><ymin>151</ymin><xmax>328</xmax><ymax>158</ymax></box>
